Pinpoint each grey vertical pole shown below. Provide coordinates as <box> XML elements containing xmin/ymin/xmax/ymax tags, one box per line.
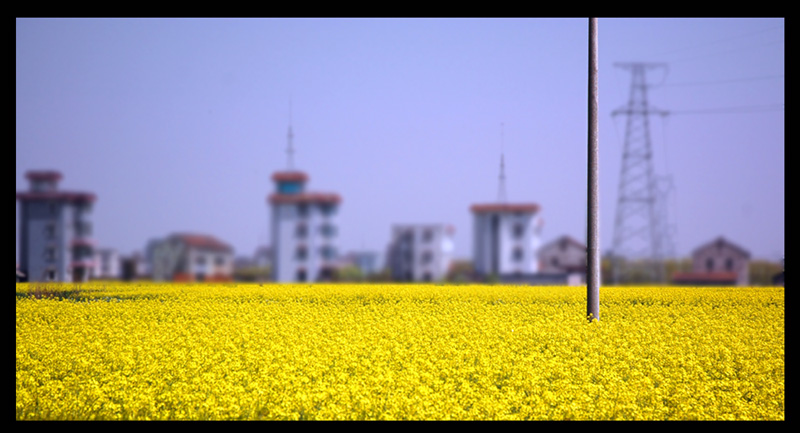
<box><xmin>587</xmin><ymin>18</ymin><xmax>601</xmax><ymax>322</ymax></box>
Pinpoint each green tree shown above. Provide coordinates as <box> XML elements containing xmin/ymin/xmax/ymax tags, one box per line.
<box><xmin>749</xmin><ymin>260</ymin><xmax>783</xmax><ymax>286</ymax></box>
<box><xmin>233</xmin><ymin>266</ymin><xmax>271</xmax><ymax>282</ymax></box>
<box><xmin>335</xmin><ymin>265</ymin><xmax>364</xmax><ymax>282</ymax></box>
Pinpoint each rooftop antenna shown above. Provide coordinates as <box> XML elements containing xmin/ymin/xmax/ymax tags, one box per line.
<box><xmin>286</xmin><ymin>98</ymin><xmax>295</xmax><ymax>170</ymax></box>
<box><xmin>497</xmin><ymin>122</ymin><xmax>507</xmax><ymax>203</ymax></box>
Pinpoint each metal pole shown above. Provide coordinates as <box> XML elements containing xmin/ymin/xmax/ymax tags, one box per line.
<box><xmin>587</xmin><ymin>18</ymin><xmax>601</xmax><ymax>322</ymax></box>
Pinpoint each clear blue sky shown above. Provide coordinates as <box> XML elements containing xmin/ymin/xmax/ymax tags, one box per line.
<box><xmin>16</xmin><ymin>18</ymin><xmax>784</xmax><ymax>264</ymax></box>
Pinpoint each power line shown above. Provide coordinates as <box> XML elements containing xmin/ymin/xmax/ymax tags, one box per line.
<box><xmin>667</xmin><ymin>38</ymin><xmax>784</xmax><ymax>65</ymax></box>
<box><xmin>658</xmin><ymin>74</ymin><xmax>783</xmax><ymax>88</ymax></box>
<box><xmin>668</xmin><ymin>103</ymin><xmax>783</xmax><ymax>115</ymax></box>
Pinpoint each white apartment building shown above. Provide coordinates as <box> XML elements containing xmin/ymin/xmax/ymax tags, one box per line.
<box><xmin>269</xmin><ymin>171</ymin><xmax>341</xmax><ymax>282</ymax></box>
<box><xmin>16</xmin><ymin>170</ymin><xmax>97</xmax><ymax>282</ymax></box>
<box><xmin>386</xmin><ymin>224</ymin><xmax>455</xmax><ymax>282</ymax></box>
<box><xmin>471</xmin><ymin>203</ymin><xmax>544</xmax><ymax>280</ymax></box>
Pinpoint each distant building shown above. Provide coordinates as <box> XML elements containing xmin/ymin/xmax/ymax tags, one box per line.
<box><xmin>471</xmin><ymin>203</ymin><xmax>543</xmax><ymax>281</ymax></box>
<box><xmin>268</xmin><ymin>171</ymin><xmax>342</xmax><ymax>282</ymax></box>
<box><xmin>329</xmin><ymin>251</ymin><xmax>381</xmax><ymax>280</ymax></box>
<box><xmin>386</xmin><ymin>224</ymin><xmax>455</xmax><ymax>282</ymax></box>
<box><xmin>347</xmin><ymin>251</ymin><xmax>382</xmax><ymax>277</ymax></box>
<box><xmin>142</xmin><ymin>237</ymin><xmax>163</xmax><ymax>278</ymax></box>
<box><xmin>150</xmin><ymin>233</ymin><xmax>235</xmax><ymax>282</ymax></box>
<box><xmin>234</xmin><ymin>255</ymin><xmax>255</xmax><ymax>270</ymax></box>
<box><xmin>120</xmin><ymin>252</ymin><xmax>148</xmax><ymax>281</ymax></box>
<box><xmin>672</xmin><ymin>236</ymin><xmax>751</xmax><ymax>286</ymax></box>
<box><xmin>232</xmin><ymin>245</ymin><xmax>272</xmax><ymax>282</ymax></box>
<box><xmin>92</xmin><ymin>248</ymin><xmax>121</xmax><ymax>280</ymax></box>
<box><xmin>16</xmin><ymin>170</ymin><xmax>97</xmax><ymax>282</ymax></box>
<box><xmin>538</xmin><ymin>235</ymin><xmax>587</xmax><ymax>285</ymax></box>
<box><xmin>253</xmin><ymin>245</ymin><xmax>273</xmax><ymax>269</ymax></box>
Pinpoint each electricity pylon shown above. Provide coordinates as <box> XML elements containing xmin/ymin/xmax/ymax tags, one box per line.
<box><xmin>611</xmin><ymin>62</ymin><xmax>672</xmax><ymax>284</ymax></box>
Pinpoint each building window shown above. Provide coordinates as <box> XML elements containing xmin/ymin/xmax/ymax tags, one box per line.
<box><xmin>422</xmin><ymin>272</ymin><xmax>432</xmax><ymax>282</ymax></box>
<box><xmin>551</xmin><ymin>256</ymin><xmax>560</xmax><ymax>267</ymax></box>
<box><xmin>706</xmin><ymin>258</ymin><xmax>714</xmax><ymax>272</ymax></box>
<box><xmin>196</xmin><ymin>255</ymin><xmax>206</xmax><ymax>266</ymax></box>
<box><xmin>512</xmin><ymin>247</ymin><xmax>524</xmax><ymax>262</ymax></box>
<box><xmin>296</xmin><ymin>223</ymin><xmax>308</xmax><ymax>239</ymax></box>
<box><xmin>422</xmin><ymin>229</ymin><xmax>433</xmax><ymax>243</ymax></box>
<box><xmin>215</xmin><ymin>255</ymin><xmax>225</xmax><ymax>266</ymax></box>
<box><xmin>297</xmin><ymin>269</ymin><xmax>307</xmax><ymax>282</ymax></box>
<box><xmin>421</xmin><ymin>250</ymin><xmax>433</xmax><ymax>265</ymax></box>
<box><xmin>298</xmin><ymin>204</ymin><xmax>308</xmax><ymax>218</ymax></box>
<box><xmin>513</xmin><ymin>223</ymin><xmax>525</xmax><ymax>239</ymax></box>
<box><xmin>45</xmin><ymin>247</ymin><xmax>56</xmax><ymax>262</ymax></box>
<box><xmin>320</xmin><ymin>223</ymin><xmax>336</xmax><ymax>237</ymax></box>
<box><xmin>725</xmin><ymin>258</ymin><xmax>734</xmax><ymax>271</ymax></box>
<box><xmin>49</xmin><ymin>202</ymin><xmax>58</xmax><ymax>216</ymax></box>
<box><xmin>317</xmin><ymin>267</ymin><xmax>334</xmax><ymax>281</ymax></box>
<box><xmin>320</xmin><ymin>245</ymin><xmax>336</xmax><ymax>260</ymax></box>
<box><xmin>320</xmin><ymin>204</ymin><xmax>336</xmax><ymax>217</ymax></box>
<box><xmin>296</xmin><ymin>246</ymin><xmax>308</xmax><ymax>260</ymax></box>
<box><xmin>45</xmin><ymin>224</ymin><xmax>56</xmax><ymax>240</ymax></box>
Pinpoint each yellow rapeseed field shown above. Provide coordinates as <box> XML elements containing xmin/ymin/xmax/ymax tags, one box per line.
<box><xmin>16</xmin><ymin>283</ymin><xmax>784</xmax><ymax>420</ymax></box>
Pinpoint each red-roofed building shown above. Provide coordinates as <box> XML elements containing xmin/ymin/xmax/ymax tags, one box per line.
<box><xmin>268</xmin><ymin>169</ymin><xmax>342</xmax><ymax>283</ymax></box>
<box><xmin>150</xmin><ymin>233</ymin><xmax>234</xmax><ymax>282</ymax></box>
<box><xmin>671</xmin><ymin>236</ymin><xmax>751</xmax><ymax>286</ymax></box>
<box><xmin>16</xmin><ymin>170</ymin><xmax>96</xmax><ymax>282</ymax></box>
<box><xmin>537</xmin><ymin>235</ymin><xmax>587</xmax><ymax>285</ymax></box>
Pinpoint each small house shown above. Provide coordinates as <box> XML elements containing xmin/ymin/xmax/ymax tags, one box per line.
<box><xmin>672</xmin><ymin>236</ymin><xmax>750</xmax><ymax>286</ymax></box>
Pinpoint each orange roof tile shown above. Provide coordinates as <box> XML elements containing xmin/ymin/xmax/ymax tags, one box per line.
<box><xmin>25</xmin><ymin>170</ymin><xmax>63</xmax><ymax>182</ymax></box>
<box><xmin>16</xmin><ymin>191</ymin><xmax>96</xmax><ymax>203</ymax></box>
<box><xmin>470</xmin><ymin>203</ymin><xmax>540</xmax><ymax>214</ymax></box>
<box><xmin>268</xmin><ymin>192</ymin><xmax>341</xmax><ymax>205</ymax></box>
<box><xmin>271</xmin><ymin>171</ymin><xmax>309</xmax><ymax>183</ymax></box>
<box><xmin>172</xmin><ymin>233</ymin><xmax>233</xmax><ymax>252</ymax></box>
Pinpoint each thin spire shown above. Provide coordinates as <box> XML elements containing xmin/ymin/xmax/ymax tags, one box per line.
<box><xmin>497</xmin><ymin>122</ymin><xmax>507</xmax><ymax>203</ymax></box>
<box><xmin>286</xmin><ymin>98</ymin><xmax>295</xmax><ymax>170</ymax></box>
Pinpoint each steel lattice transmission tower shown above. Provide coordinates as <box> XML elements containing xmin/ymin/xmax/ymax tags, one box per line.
<box><xmin>611</xmin><ymin>62</ymin><xmax>672</xmax><ymax>284</ymax></box>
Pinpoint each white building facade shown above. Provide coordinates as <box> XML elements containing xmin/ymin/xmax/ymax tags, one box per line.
<box><xmin>386</xmin><ymin>224</ymin><xmax>455</xmax><ymax>282</ymax></box>
<box><xmin>16</xmin><ymin>171</ymin><xmax>97</xmax><ymax>282</ymax></box>
<box><xmin>269</xmin><ymin>171</ymin><xmax>341</xmax><ymax>282</ymax></box>
<box><xmin>150</xmin><ymin>233</ymin><xmax>234</xmax><ymax>282</ymax></box>
<box><xmin>92</xmin><ymin>248</ymin><xmax>121</xmax><ymax>280</ymax></box>
<box><xmin>471</xmin><ymin>203</ymin><xmax>543</xmax><ymax>280</ymax></box>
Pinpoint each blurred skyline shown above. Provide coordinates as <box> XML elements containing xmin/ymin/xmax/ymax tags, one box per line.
<box><xmin>16</xmin><ymin>18</ymin><xmax>784</xmax><ymax>263</ymax></box>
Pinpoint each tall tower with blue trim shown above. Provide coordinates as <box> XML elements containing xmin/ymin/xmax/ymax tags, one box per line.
<box><xmin>268</xmin><ymin>114</ymin><xmax>342</xmax><ymax>282</ymax></box>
